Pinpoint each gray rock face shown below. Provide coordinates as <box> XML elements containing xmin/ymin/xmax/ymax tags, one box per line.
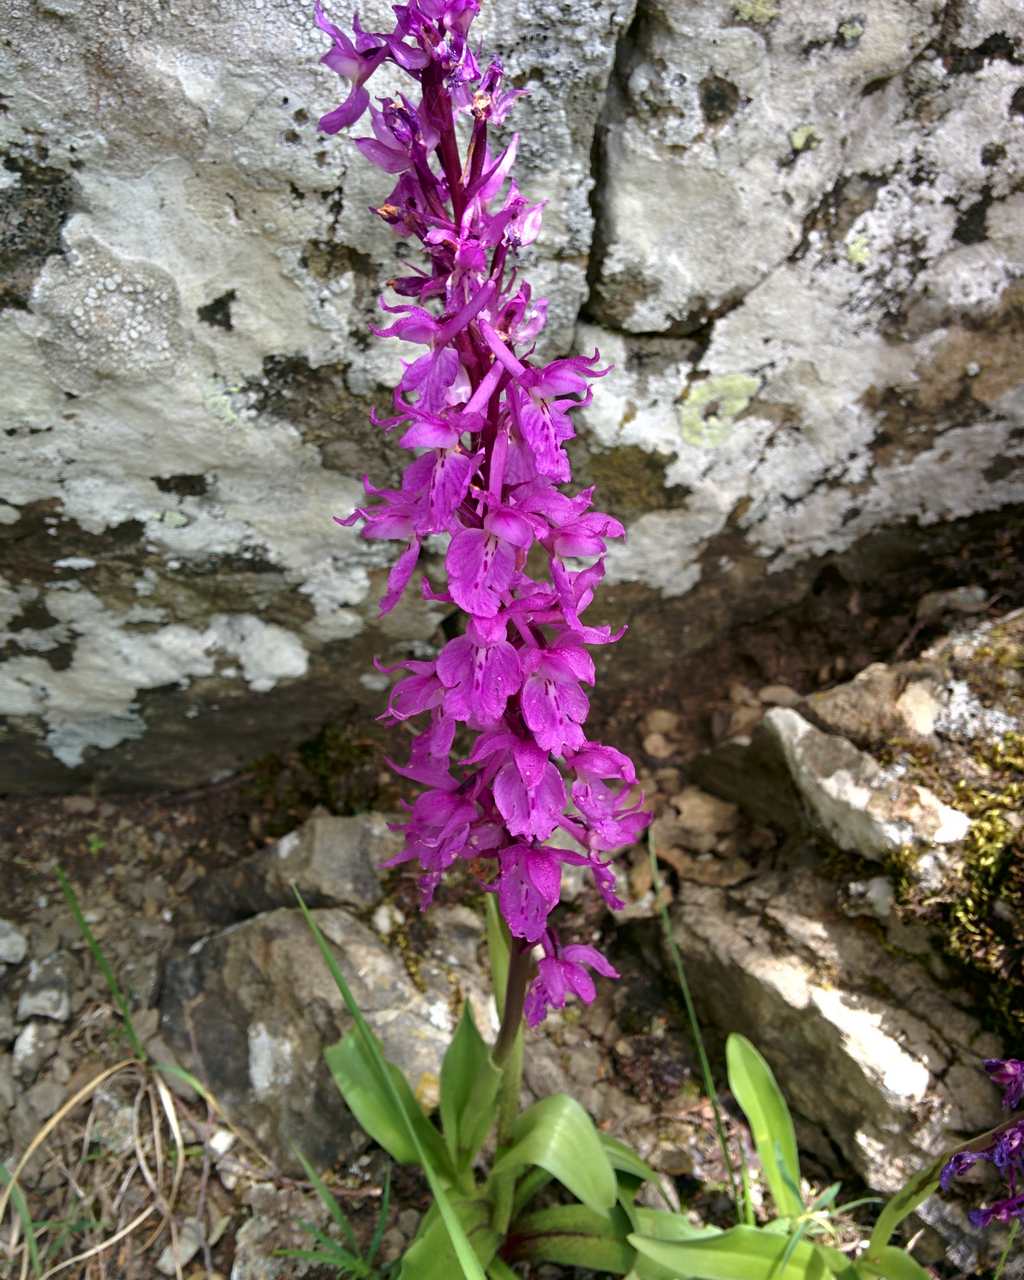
<box><xmin>159</xmin><ymin>905</ymin><xmax>491</xmax><ymax>1170</ymax></box>
<box><xmin>2</xmin><ymin>0</ymin><xmax>1023</xmax><ymax>789</ymax></box>
<box><xmin>668</xmin><ymin>871</ymin><xmax>1002</xmax><ymax>1255</ymax></box>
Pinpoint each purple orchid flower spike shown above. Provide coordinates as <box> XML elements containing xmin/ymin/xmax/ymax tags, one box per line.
<box><xmin>315</xmin><ymin>0</ymin><xmax>650</xmax><ymax>1025</ymax></box>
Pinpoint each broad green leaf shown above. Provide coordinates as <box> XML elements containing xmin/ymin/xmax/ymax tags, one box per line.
<box><xmin>399</xmin><ymin>1194</ymin><xmax>500</xmax><ymax>1280</ymax></box>
<box><xmin>506</xmin><ymin>1203</ymin><xmax>635</xmax><ymax>1273</ymax></box>
<box><xmin>630</xmin><ymin>1224</ymin><xmax>831</xmax><ymax>1280</ymax></box>
<box><xmin>491</xmin><ymin>1093</ymin><xmax>616</xmax><ymax>1213</ymax></box>
<box><xmin>858</xmin><ymin>1246</ymin><xmax>934</xmax><ymax>1280</ymax></box>
<box><xmin>297</xmin><ymin>892</ymin><xmax>486</xmax><ymax>1280</ymax></box>
<box><xmin>727</xmin><ymin>1035</ymin><xmax>803</xmax><ymax>1218</ymax></box>
<box><xmin>440</xmin><ymin>1002</ymin><xmax>501</xmax><ymax>1170</ymax></box>
<box><xmin>325</xmin><ymin>1031</ymin><xmax>449</xmax><ymax>1173</ymax></box>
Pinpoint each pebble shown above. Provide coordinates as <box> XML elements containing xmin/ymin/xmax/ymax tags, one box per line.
<box><xmin>0</xmin><ymin>919</ymin><xmax>28</xmax><ymax>966</ymax></box>
<box><xmin>642</xmin><ymin>732</ymin><xmax>675</xmax><ymax>760</ymax></box>
<box><xmin>757</xmin><ymin>684</ymin><xmax>801</xmax><ymax>707</ymax></box>
<box><xmin>16</xmin><ymin>955</ymin><xmax>73</xmax><ymax>1022</ymax></box>
<box><xmin>25</xmin><ymin>1077</ymin><xmax>66</xmax><ymax>1123</ymax></box>
<box><xmin>0</xmin><ymin>997</ymin><xmax>14</xmax><ymax>1045</ymax></box>
<box><xmin>156</xmin><ymin>1217</ymin><xmax>204</xmax><ymax>1276</ymax></box>
<box><xmin>13</xmin><ymin>1020</ymin><xmax>59</xmax><ymax>1079</ymax></box>
<box><xmin>670</xmin><ymin>786</ymin><xmax>739</xmax><ymax>836</ymax></box>
<box><xmin>0</xmin><ymin>1055</ymin><xmax>14</xmax><ymax>1111</ymax></box>
<box><xmin>645</xmin><ymin>708</ymin><xmax>680</xmax><ymax>735</ymax></box>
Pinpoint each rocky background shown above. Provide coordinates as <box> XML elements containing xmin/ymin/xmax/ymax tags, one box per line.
<box><xmin>2</xmin><ymin>0</ymin><xmax>1023</xmax><ymax>790</ymax></box>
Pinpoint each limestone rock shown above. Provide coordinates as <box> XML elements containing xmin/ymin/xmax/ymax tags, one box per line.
<box><xmin>196</xmin><ymin>811</ymin><xmax>397</xmax><ymax>922</ymax></box>
<box><xmin>761</xmin><ymin>706</ymin><xmax>970</xmax><ymax>868</ymax></box>
<box><xmin>159</xmin><ymin>906</ymin><xmax>491</xmax><ymax>1170</ymax></box>
<box><xmin>2</xmin><ymin>0</ymin><xmax>1023</xmax><ymax>790</ymax></box>
<box><xmin>667</xmin><ymin>871</ymin><xmax>1002</xmax><ymax>1254</ymax></box>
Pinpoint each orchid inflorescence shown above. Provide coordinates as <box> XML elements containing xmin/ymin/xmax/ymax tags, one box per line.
<box><xmin>941</xmin><ymin>1058</ymin><xmax>1024</xmax><ymax>1228</ymax></box>
<box><xmin>316</xmin><ymin>0</ymin><xmax>650</xmax><ymax>1025</ymax></box>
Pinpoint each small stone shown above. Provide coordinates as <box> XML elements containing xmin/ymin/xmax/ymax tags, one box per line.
<box><xmin>156</xmin><ymin>1217</ymin><xmax>204</xmax><ymax>1275</ymax></box>
<box><xmin>916</xmin><ymin>585</ymin><xmax>988</xmax><ymax>622</ymax></box>
<box><xmin>0</xmin><ymin>1055</ymin><xmax>14</xmax><ymax>1111</ymax></box>
<box><xmin>645</xmin><ymin>708</ymin><xmax>680</xmax><ymax>735</ymax></box>
<box><xmin>17</xmin><ymin>955</ymin><xmax>73</xmax><ymax>1022</ymax></box>
<box><xmin>379</xmin><ymin>1226</ymin><xmax>407</xmax><ymax>1265</ymax></box>
<box><xmin>210</xmin><ymin>1127</ymin><xmax>236</xmax><ymax>1156</ymax></box>
<box><xmin>13</xmin><ymin>1021</ymin><xmax>59</xmax><ymax>1079</ymax></box>
<box><xmin>757</xmin><ymin>684</ymin><xmax>801</xmax><ymax>707</ymax></box>
<box><xmin>0</xmin><ymin>920</ymin><xmax>28</xmax><ymax>966</ymax></box>
<box><xmin>25</xmin><ymin>1078</ymin><xmax>66</xmax><ymax>1123</ymax></box>
<box><xmin>846</xmin><ymin>877</ymin><xmax>895</xmax><ymax>921</ymax></box>
<box><xmin>642</xmin><ymin>732</ymin><xmax>674</xmax><ymax>760</ymax></box>
<box><xmin>671</xmin><ymin>786</ymin><xmax>739</xmax><ymax>836</ymax></box>
<box><xmin>61</xmin><ymin>795</ymin><xmax>96</xmax><ymax>814</ymax></box>
<box><xmin>0</xmin><ymin>998</ymin><xmax>14</xmax><ymax>1045</ymax></box>
<box><xmin>895</xmin><ymin>682</ymin><xmax>941</xmax><ymax>737</ymax></box>
<box><xmin>397</xmin><ymin>1208</ymin><xmax>421</xmax><ymax>1239</ymax></box>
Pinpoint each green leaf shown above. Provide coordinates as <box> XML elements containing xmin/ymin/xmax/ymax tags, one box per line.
<box><xmin>726</xmin><ymin>1035</ymin><xmax>803</xmax><ymax>1218</ymax></box>
<box><xmin>0</xmin><ymin>1162</ymin><xmax>41</xmax><ymax>1278</ymax></box>
<box><xmin>491</xmin><ymin>1093</ymin><xmax>617</xmax><ymax>1214</ymax></box>
<box><xmin>297</xmin><ymin>891</ymin><xmax>486</xmax><ymax>1280</ymax></box>
<box><xmin>399</xmin><ymin>1194</ymin><xmax>500</xmax><ymax>1280</ymax></box>
<box><xmin>633</xmin><ymin>1207</ymin><xmax>722</xmax><ymax>1243</ymax></box>
<box><xmin>440</xmin><ymin>1002</ymin><xmax>502</xmax><ymax>1170</ymax></box>
<box><xmin>600</xmin><ymin>1133</ymin><xmax>661</xmax><ymax>1183</ymax></box>
<box><xmin>325</xmin><ymin>1030</ymin><xmax>449</xmax><ymax>1173</ymax></box>
<box><xmin>858</xmin><ymin>1246</ymin><xmax>935</xmax><ymax>1280</ymax></box>
<box><xmin>506</xmin><ymin>1203</ymin><xmax>635</xmax><ymax>1273</ymax></box>
<box><xmin>630</xmin><ymin>1224</ymin><xmax>831</xmax><ymax>1280</ymax></box>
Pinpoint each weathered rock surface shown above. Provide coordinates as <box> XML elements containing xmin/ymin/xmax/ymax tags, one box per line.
<box><xmin>683</xmin><ymin>610</ymin><xmax>1024</xmax><ymax>1258</ymax></box>
<box><xmin>1</xmin><ymin>0</ymin><xmax>1022</xmax><ymax>790</ymax></box>
<box><xmin>159</xmin><ymin>905</ymin><xmax>492</xmax><ymax>1170</ymax></box>
<box><xmin>668</xmin><ymin>869</ymin><xmax>1003</xmax><ymax>1261</ymax></box>
<box><xmin>195</xmin><ymin>810</ymin><xmax>398</xmax><ymax>923</ymax></box>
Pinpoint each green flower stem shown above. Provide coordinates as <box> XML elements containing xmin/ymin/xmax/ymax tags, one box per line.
<box><xmin>994</xmin><ymin>1219</ymin><xmax>1019</xmax><ymax>1280</ymax></box>
<box><xmin>489</xmin><ymin>939</ymin><xmax>531</xmax><ymax>1238</ymax></box>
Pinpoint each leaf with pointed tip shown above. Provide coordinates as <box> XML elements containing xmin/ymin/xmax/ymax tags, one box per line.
<box><xmin>440</xmin><ymin>1002</ymin><xmax>502</xmax><ymax>1170</ymax></box>
<box><xmin>726</xmin><ymin>1035</ymin><xmax>803</xmax><ymax>1219</ymax></box>
<box><xmin>491</xmin><ymin>1094</ymin><xmax>616</xmax><ymax>1214</ymax></box>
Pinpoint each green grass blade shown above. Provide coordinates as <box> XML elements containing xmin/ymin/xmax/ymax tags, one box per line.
<box><xmin>293</xmin><ymin>1147</ymin><xmax>361</xmax><ymax>1254</ymax></box>
<box><xmin>56</xmin><ymin>867</ymin><xmax>146</xmax><ymax>1061</ymax></box>
<box><xmin>296</xmin><ymin>889</ymin><xmax>487</xmax><ymax>1280</ymax></box>
<box><xmin>0</xmin><ymin>1162</ymin><xmax>42</xmax><ymax>1278</ymax></box>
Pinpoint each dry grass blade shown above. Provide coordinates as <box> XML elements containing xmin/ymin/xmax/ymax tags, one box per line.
<box><xmin>0</xmin><ymin>1060</ymin><xmax>138</xmax><ymax>1225</ymax></box>
<box><xmin>36</xmin><ymin>1204</ymin><xmax>158</xmax><ymax>1280</ymax></box>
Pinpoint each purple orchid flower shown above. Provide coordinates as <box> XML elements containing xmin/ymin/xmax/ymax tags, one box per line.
<box><xmin>316</xmin><ymin>0</ymin><xmax>650</xmax><ymax>1023</ymax></box>
<box><xmin>941</xmin><ymin>1058</ymin><xmax>1024</xmax><ymax>1229</ymax></box>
